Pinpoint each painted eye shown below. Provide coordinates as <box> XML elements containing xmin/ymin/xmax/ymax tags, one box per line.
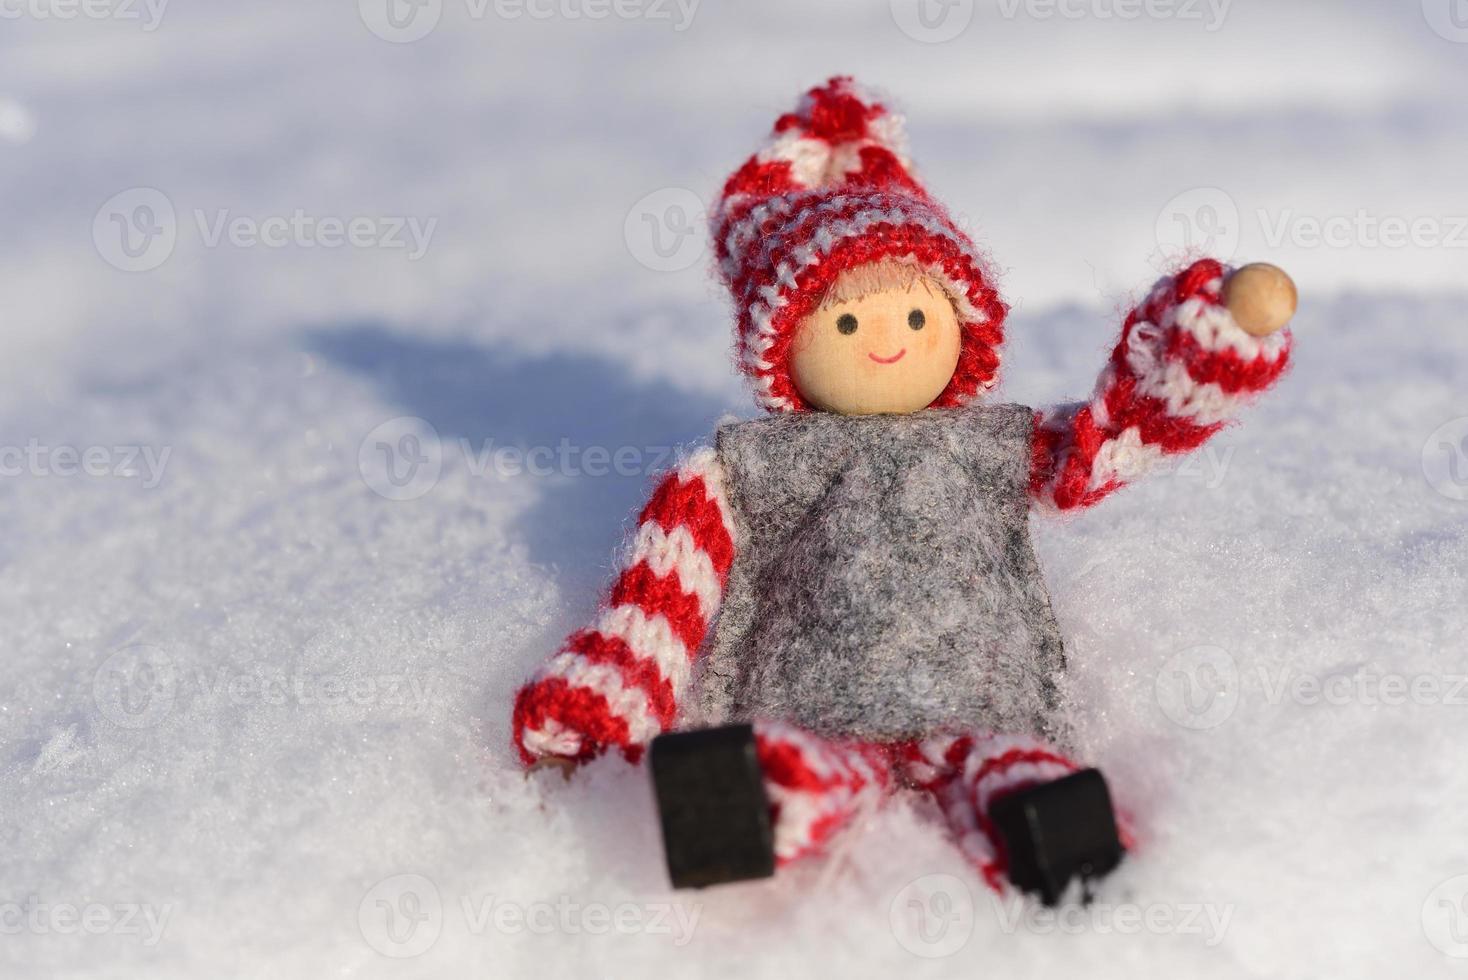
<box><xmin>836</xmin><ymin>313</ymin><xmax>859</xmax><ymax>335</ymax></box>
<box><xmin>908</xmin><ymin>308</ymin><xmax>926</xmax><ymax>330</ymax></box>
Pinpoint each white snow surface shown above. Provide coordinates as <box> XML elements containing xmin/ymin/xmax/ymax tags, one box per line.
<box><xmin>3</xmin><ymin>1</ymin><xmax>1468</xmax><ymax>977</ymax></box>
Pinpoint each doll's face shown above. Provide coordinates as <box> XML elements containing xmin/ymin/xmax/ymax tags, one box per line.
<box><xmin>789</xmin><ymin>271</ymin><xmax>962</xmax><ymax>415</ymax></box>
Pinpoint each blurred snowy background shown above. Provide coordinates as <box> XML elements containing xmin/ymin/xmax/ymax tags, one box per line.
<box><xmin>2</xmin><ymin>0</ymin><xmax>1467</xmax><ymax>976</ymax></box>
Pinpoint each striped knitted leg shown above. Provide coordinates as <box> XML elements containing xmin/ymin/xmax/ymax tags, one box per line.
<box><xmin>901</xmin><ymin>733</ymin><xmax>1095</xmax><ymax>893</ymax></box>
<box><xmin>751</xmin><ymin>721</ymin><xmax>893</xmax><ymax>866</ymax></box>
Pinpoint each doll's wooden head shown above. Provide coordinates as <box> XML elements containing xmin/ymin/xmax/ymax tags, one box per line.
<box><xmin>789</xmin><ymin>260</ymin><xmax>963</xmax><ymax>416</ymax></box>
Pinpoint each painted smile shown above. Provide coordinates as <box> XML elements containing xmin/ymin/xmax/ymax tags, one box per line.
<box><xmin>868</xmin><ymin>349</ymin><xmax>906</xmax><ymax>364</ymax></box>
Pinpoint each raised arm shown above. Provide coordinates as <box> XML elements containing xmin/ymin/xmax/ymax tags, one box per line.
<box><xmin>1030</xmin><ymin>259</ymin><xmax>1295</xmax><ymax>512</ymax></box>
<box><xmin>512</xmin><ymin>448</ymin><xmax>737</xmax><ymax>767</ymax></box>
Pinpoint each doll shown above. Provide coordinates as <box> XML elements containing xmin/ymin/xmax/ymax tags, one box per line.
<box><xmin>511</xmin><ymin>78</ymin><xmax>1295</xmax><ymax>903</ymax></box>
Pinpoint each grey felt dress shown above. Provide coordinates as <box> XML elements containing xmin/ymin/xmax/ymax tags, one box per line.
<box><xmin>697</xmin><ymin>404</ymin><xmax>1070</xmax><ymax>747</ymax></box>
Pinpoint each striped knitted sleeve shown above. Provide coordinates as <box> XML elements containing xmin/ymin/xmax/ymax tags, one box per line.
<box><xmin>511</xmin><ymin>447</ymin><xmax>737</xmax><ymax>766</ymax></box>
<box><xmin>1030</xmin><ymin>258</ymin><xmax>1293</xmax><ymax>512</ymax></box>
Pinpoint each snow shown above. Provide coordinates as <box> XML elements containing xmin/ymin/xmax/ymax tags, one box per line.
<box><xmin>2</xmin><ymin>0</ymin><xmax>1467</xmax><ymax>976</ymax></box>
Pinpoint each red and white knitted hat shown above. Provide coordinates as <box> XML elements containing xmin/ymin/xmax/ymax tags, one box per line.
<box><xmin>712</xmin><ymin>76</ymin><xmax>1008</xmax><ymax>413</ymax></box>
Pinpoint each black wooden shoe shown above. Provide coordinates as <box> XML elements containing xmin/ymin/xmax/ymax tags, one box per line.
<box><xmin>649</xmin><ymin>724</ymin><xmax>775</xmax><ymax>889</ymax></box>
<box><xmin>987</xmin><ymin>768</ymin><xmax>1125</xmax><ymax>905</ymax></box>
